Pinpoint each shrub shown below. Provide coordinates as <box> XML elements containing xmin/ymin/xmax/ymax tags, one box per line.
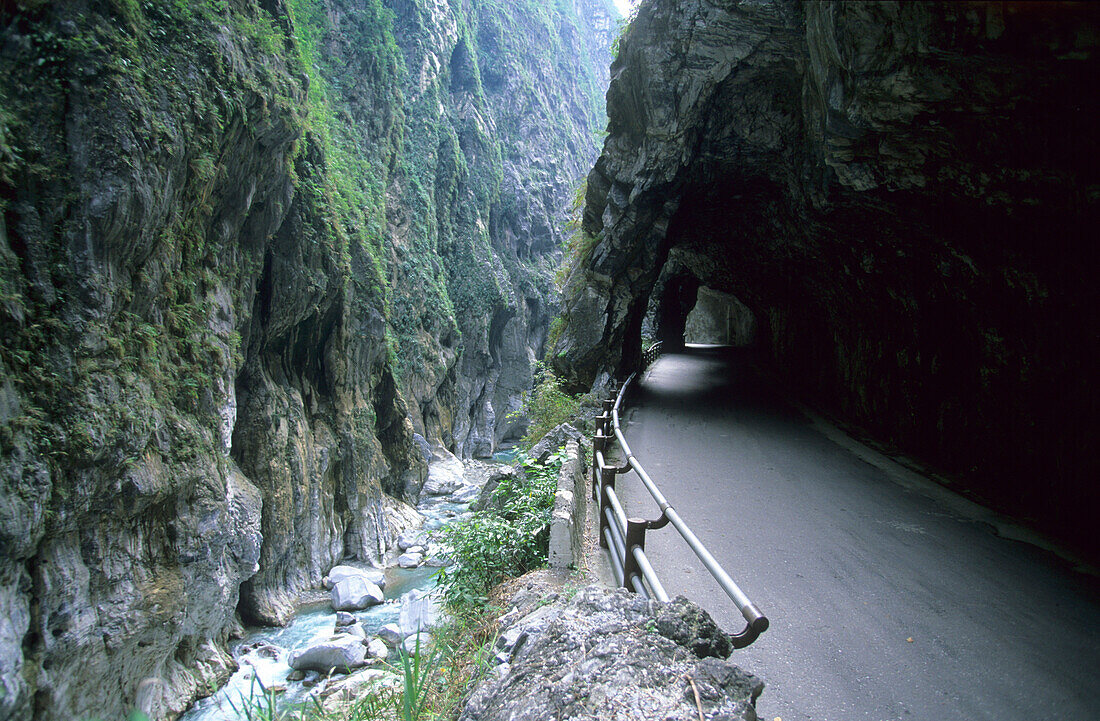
<box><xmin>516</xmin><ymin>361</ymin><xmax>581</xmax><ymax>448</ymax></box>
<box><xmin>436</xmin><ymin>449</ymin><xmax>564</xmax><ymax>608</ymax></box>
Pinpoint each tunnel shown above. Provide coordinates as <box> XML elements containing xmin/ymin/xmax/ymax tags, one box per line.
<box><xmin>644</xmin><ymin>255</ymin><xmax>759</xmax><ymax>352</ymax></box>
<box><xmin>684</xmin><ymin>287</ymin><xmax>757</xmax><ymax>346</ymax></box>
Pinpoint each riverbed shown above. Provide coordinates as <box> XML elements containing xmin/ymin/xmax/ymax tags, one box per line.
<box><xmin>180</xmin><ymin>450</ymin><xmax>500</xmax><ymax>721</ymax></box>
<box><xmin>180</xmin><ymin>565</ymin><xmax>440</xmax><ymax>721</ymax></box>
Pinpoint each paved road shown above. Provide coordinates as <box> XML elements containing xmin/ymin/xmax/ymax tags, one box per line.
<box><xmin>615</xmin><ymin>346</ymin><xmax>1100</xmax><ymax>721</ymax></box>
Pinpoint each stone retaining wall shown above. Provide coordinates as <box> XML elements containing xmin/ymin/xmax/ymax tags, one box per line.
<box><xmin>548</xmin><ymin>439</ymin><xmax>587</xmax><ymax>569</ymax></box>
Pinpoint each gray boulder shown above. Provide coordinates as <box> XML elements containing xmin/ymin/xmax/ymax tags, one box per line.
<box><xmin>470</xmin><ymin>466</ymin><xmax>520</xmax><ymax>513</ymax></box>
<box><xmin>335</xmin><ymin>622</ymin><xmax>367</xmax><ymax>641</ymax></box>
<box><xmin>423</xmin><ymin>446</ymin><xmax>466</xmax><ymax>496</ymax></box>
<box><xmin>397</xmin><ymin>551</ymin><xmax>423</xmax><ymax>568</ymax></box>
<box><xmin>528</xmin><ymin>423</ymin><xmax>585</xmax><ymax>464</ymax></box>
<box><xmin>366</xmin><ymin>638</ymin><xmax>390</xmax><ymax>660</ymax></box>
<box><xmin>397</xmin><ymin>530</ymin><xmax>430</xmax><ymax>551</ymax></box>
<box><xmin>399</xmin><ymin>588</ymin><xmax>443</xmax><ymax>636</ymax></box>
<box><xmin>378</xmin><ymin>623</ymin><xmax>403</xmax><ymax>647</ymax></box>
<box><xmin>458</xmin><ymin>585</ymin><xmax>763</xmax><ymax>721</ymax></box>
<box><xmin>402</xmin><ymin>633</ymin><xmax>433</xmax><ymax>656</ymax></box>
<box><xmin>288</xmin><ymin>635</ymin><xmax>368</xmax><ymax>674</ymax></box>
<box><xmin>326</xmin><ymin>565</ymin><xmax>386</xmax><ymax>591</ymax></box>
<box><xmin>335</xmin><ymin>611</ymin><xmax>356</xmax><ymax>627</ymax></box>
<box><xmin>655</xmin><ymin>596</ymin><xmax>733</xmax><ymax>659</ymax></box>
<box><xmin>331</xmin><ymin>577</ymin><xmax>385</xmax><ymax>611</ymax></box>
<box><xmin>449</xmin><ymin>484</ymin><xmax>483</xmax><ymax>503</ymax></box>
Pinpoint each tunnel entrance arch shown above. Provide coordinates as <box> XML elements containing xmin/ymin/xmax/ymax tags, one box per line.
<box><xmin>644</xmin><ymin>265</ymin><xmax>758</xmax><ymax>352</ymax></box>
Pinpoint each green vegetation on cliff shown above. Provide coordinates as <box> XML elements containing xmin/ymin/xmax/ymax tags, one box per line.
<box><xmin>0</xmin><ymin>0</ymin><xmax>614</xmax><ymax>719</ymax></box>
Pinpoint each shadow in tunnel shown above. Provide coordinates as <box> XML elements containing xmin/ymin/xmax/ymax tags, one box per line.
<box><xmin>632</xmin><ymin>344</ymin><xmax>804</xmax><ymax>429</ymax></box>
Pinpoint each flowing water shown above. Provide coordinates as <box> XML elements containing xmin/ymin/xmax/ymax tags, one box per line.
<box><xmin>180</xmin><ymin>566</ymin><xmax>439</xmax><ymax>721</ymax></box>
<box><xmin>490</xmin><ymin>447</ymin><xmax>519</xmax><ymax>464</ymax></box>
<box><xmin>180</xmin><ymin>449</ymin><xmax>502</xmax><ymax>721</ymax></box>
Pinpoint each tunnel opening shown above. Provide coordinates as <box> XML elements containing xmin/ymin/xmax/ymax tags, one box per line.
<box><xmin>684</xmin><ymin>286</ymin><xmax>757</xmax><ymax>347</ymax></box>
<box><xmin>643</xmin><ymin>264</ymin><xmax>759</xmax><ymax>352</ymax></box>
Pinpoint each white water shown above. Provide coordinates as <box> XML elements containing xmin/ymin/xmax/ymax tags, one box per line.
<box><xmin>180</xmin><ymin>566</ymin><xmax>438</xmax><ymax>721</ymax></box>
<box><xmin>181</xmin><ymin>450</ymin><xmax>504</xmax><ymax>721</ymax></box>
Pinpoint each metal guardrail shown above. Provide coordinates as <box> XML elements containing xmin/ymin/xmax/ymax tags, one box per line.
<box><xmin>591</xmin><ymin>344</ymin><xmax>769</xmax><ymax>649</ymax></box>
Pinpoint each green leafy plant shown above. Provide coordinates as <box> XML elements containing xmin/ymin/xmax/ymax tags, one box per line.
<box><xmin>610</xmin><ymin>3</ymin><xmax>640</xmax><ymax>59</ymax></box>
<box><xmin>436</xmin><ymin>449</ymin><xmax>564</xmax><ymax>607</ymax></box>
<box><xmin>393</xmin><ymin>634</ymin><xmax>439</xmax><ymax>721</ymax></box>
<box><xmin>515</xmin><ymin>361</ymin><xmax>582</xmax><ymax>447</ymax></box>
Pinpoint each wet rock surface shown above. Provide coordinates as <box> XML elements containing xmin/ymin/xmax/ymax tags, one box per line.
<box><xmin>330</xmin><ymin>577</ymin><xmax>385</xmax><ymax>612</ymax></box>
<box><xmin>288</xmin><ymin>635</ymin><xmax>368</xmax><ymax>674</ymax></box>
<box><xmin>460</xmin><ymin>584</ymin><xmax>763</xmax><ymax>721</ymax></box>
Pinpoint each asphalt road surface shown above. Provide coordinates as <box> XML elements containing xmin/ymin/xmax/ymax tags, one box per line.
<box><xmin>614</xmin><ymin>346</ymin><xmax>1100</xmax><ymax>721</ymax></box>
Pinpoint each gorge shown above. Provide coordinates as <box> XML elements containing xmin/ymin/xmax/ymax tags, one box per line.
<box><xmin>3</xmin><ymin>0</ymin><xmax>1100</xmax><ymax>719</ymax></box>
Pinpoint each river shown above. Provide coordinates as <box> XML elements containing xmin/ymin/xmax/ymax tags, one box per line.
<box><xmin>180</xmin><ymin>448</ymin><xmax>504</xmax><ymax>721</ymax></box>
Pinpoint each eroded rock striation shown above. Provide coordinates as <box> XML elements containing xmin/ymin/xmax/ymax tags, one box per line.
<box><xmin>553</xmin><ymin>0</ymin><xmax>1100</xmax><ymax>556</ymax></box>
<box><xmin>0</xmin><ymin>0</ymin><xmax>614</xmax><ymax>718</ymax></box>
<box><xmin>461</xmin><ymin>584</ymin><xmax>763</xmax><ymax>721</ymax></box>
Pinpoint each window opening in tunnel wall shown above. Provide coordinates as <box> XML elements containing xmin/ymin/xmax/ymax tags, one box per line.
<box><xmin>684</xmin><ymin>286</ymin><xmax>757</xmax><ymax>347</ymax></box>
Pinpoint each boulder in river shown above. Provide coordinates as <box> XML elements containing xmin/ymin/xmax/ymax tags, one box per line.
<box><xmin>367</xmin><ymin>638</ymin><xmax>390</xmax><ymax>660</ymax></box>
<box><xmin>288</xmin><ymin>635</ymin><xmax>368</xmax><ymax>674</ymax></box>
<box><xmin>331</xmin><ymin>577</ymin><xmax>385</xmax><ymax>611</ymax></box>
<box><xmin>397</xmin><ymin>529</ymin><xmax>430</xmax><ymax>551</ymax></box>
<box><xmin>335</xmin><ymin>622</ymin><xmax>367</xmax><ymax>641</ymax></box>
<box><xmin>402</xmin><ymin>633</ymin><xmax>434</xmax><ymax>656</ymax></box>
<box><xmin>449</xmin><ymin>484</ymin><xmax>483</xmax><ymax>503</ymax></box>
<box><xmin>335</xmin><ymin>611</ymin><xmax>356</xmax><ymax>627</ymax></box>
<box><xmin>399</xmin><ymin>589</ymin><xmax>443</xmax><ymax>637</ymax></box>
<box><xmin>423</xmin><ymin>446</ymin><xmax>466</xmax><ymax>496</ymax></box>
<box><xmin>384</xmin><ymin>495</ymin><xmax>425</xmax><ymax>551</ymax></box>
<box><xmin>378</xmin><ymin>624</ymin><xmax>403</xmax><ymax>647</ymax></box>
<box><xmin>397</xmin><ymin>551</ymin><xmax>423</xmax><ymax>568</ymax></box>
<box><xmin>326</xmin><ymin>565</ymin><xmax>386</xmax><ymax>591</ymax></box>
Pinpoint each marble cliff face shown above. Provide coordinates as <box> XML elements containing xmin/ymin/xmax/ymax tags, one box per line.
<box><xmin>0</xmin><ymin>0</ymin><xmax>614</xmax><ymax>718</ymax></box>
<box><xmin>553</xmin><ymin>0</ymin><xmax>1099</xmax><ymax>555</ymax></box>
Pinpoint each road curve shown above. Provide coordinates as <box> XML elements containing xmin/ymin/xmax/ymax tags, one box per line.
<box><xmin>614</xmin><ymin>346</ymin><xmax>1100</xmax><ymax>721</ymax></box>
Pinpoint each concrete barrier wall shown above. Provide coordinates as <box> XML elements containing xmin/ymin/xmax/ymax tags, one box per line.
<box><xmin>549</xmin><ymin>439</ymin><xmax>587</xmax><ymax>569</ymax></box>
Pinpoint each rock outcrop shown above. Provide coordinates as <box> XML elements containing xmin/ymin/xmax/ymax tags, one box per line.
<box><xmin>0</xmin><ymin>0</ymin><xmax>614</xmax><ymax>718</ymax></box>
<box><xmin>460</xmin><ymin>584</ymin><xmax>763</xmax><ymax>721</ymax></box>
<box><xmin>553</xmin><ymin>0</ymin><xmax>1100</xmax><ymax>556</ymax></box>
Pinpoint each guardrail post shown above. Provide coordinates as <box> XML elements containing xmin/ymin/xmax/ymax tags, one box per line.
<box><xmin>597</xmin><ymin>464</ymin><xmax>616</xmax><ymax>549</ymax></box>
<box><xmin>622</xmin><ymin>517</ymin><xmax>647</xmax><ymax>591</ymax></box>
<box><xmin>601</xmin><ymin>397</ymin><xmax>614</xmax><ymax>418</ymax></box>
<box><xmin>591</xmin><ymin>430</ymin><xmax>607</xmax><ymax>501</ymax></box>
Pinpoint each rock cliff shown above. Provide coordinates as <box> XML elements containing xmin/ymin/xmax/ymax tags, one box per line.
<box><xmin>0</xmin><ymin>0</ymin><xmax>613</xmax><ymax>718</ymax></box>
<box><xmin>385</xmin><ymin>0</ymin><xmax>615</xmax><ymax>457</ymax></box>
<box><xmin>552</xmin><ymin>0</ymin><xmax>1100</xmax><ymax>556</ymax></box>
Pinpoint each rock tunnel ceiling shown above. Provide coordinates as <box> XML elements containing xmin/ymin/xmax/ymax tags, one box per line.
<box><xmin>551</xmin><ymin>0</ymin><xmax>1100</xmax><ymax>556</ymax></box>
